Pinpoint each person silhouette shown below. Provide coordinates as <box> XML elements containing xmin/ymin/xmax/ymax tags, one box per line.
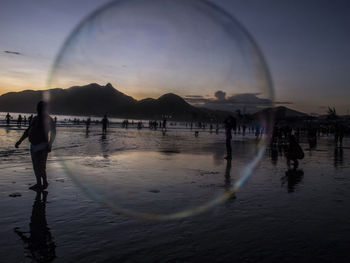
<box><xmin>285</xmin><ymin>134</ymin><xmax>304</xmax><ymax>169</ymax></box>
<box><xmin>5</xmin><ymin>112</ymin><xmax>11</xmax><ymax>126</ymax></box>
<box><xmin>14</xmin><ymin>191</ymin><xmax>56</xmax><ymax>262</ymax></box>
<box><xmin>224</xmin><ymin>115</ymin><xmax>236</xmax><ymax>160</ymax></box>
<box><xmin>15</xmin><ymin>101</ymin><xmax>56</xmax><ymax>190</ymax></box>
<box><xmin>17</xmin><ymin>114</ymin><xmax>23</xmax><ymax>127</ymax></box>
<box><xmin>28</xmin><ymin>114</ymin><xmax>33</xmax><ymax>125</ymax></box>
<box><xmin>334</xmin><ymin>122</ymin><xmax>344</xmax><ymax>146</ymax></box>
<box><xmin>86</xmin><ymin>117</ymin><xmax>91</xmax><ymax>133</ymax></box>
<box><xmin>102</xmin><ymin>114</ymin><xmax>109</xmax><ymax>133</ymax></box>
<box><xmin>162</xmin><ymin>118</ymin><xmax>167</xmax><ymax>130</ymax></box>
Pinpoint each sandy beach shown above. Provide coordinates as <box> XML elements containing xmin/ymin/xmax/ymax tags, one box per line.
<box><xmin>1</xmin><ymin>0</ymin><xmax>349</xmax><ymax>261</ymax></box>
<box><xmin>0</xmin><ymin>122</ymin><xmax>349</xmax><ymax>262</ymax></box>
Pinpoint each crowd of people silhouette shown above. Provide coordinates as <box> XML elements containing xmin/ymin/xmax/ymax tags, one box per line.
<box><xmin>2</xmin><ymin>101</ymin><xmax>347</xmax><ymax>263</ymax></box>
<box><xmin>5</xmin><ymin>100</ymin><xmax>347</xmax><ymax>194</ymax></box>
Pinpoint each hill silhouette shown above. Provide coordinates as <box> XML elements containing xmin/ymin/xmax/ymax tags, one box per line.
<box><xmin>0</xmin><ymin>83</ymin><xmax>231</xmax><ymax>121</ymax></box>
<box><xmin>0</xmin><ymin>83</ymin><xmax>309</xmax><ymax>121</ymax></box>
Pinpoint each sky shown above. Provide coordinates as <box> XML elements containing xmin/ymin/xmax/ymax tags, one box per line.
<box><xmin>0</xmin><ymin>0</ymin><xmax>349</xmax><ymax>114</ymax></box>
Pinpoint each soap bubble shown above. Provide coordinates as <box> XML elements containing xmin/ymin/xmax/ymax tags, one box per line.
<box><xmin>47</xmin><ymin>0</ymin><xmax>274</xmax><ymax>220</ymax></box>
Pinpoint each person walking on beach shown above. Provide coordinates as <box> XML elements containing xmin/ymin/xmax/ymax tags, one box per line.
<box><xmin>224</xmin><ymin>115</ymin><xmax>236</xmax><ymax>160</ymax></box>
<box><xmin>162</xmin><ymin>118</ymin><xmax>167</xmax><ymax>130</ymax></box>
<box><xmin>86</xmin><ymin>117</ymin><xmax>91</xmax><ymax>133</ymax></box>
<box><xmin>285</xmin><ymin>134</ymin><xmax>304</xmax><ymax>169</ymax></box>
<box><xmin>102</xmin><ymin>114</ymin><xmax>109</xmax><ymax>133</ymax></box>
<box><xmin>28</xmin><ymin>114</ymin><xmax>33</xmax><ymax>125</ymax></box>
<box><xmin>15</xmin><ymin>101</ymin><xmax>56</xmax><ymax>190</ymax></box>
<box><xmin>5</xmin><ymin>112</ymin><xmax>11</xmax><ymax>126</ymax></box>
<box><xmin>17</xmin><ymin>114</ymin><xmax>23</xmax><ymax>127</ymax></box>
<box><xmin>334</xmin><ymin>122</ymin><xmax>344</xmax><ymax>146</ymax></box>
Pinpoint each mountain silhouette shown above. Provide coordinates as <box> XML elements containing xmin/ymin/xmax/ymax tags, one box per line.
<box><xmin>48</xmin><ymin>83</ymin><xmax>136</xmax><ymax>116</ymax></box>
<box><xmin>0</xmin><ymin>83</ymin><xmax>230</xmax><ymax>121</ymax></box>
<box><xmin>0</xmin><ymin>83</ymin><xmax>134</xmax><ymax>115</ymax></box>
<box><xmin>0</xmin><ymin>83</ymin><xmax>309</xmax><ymax>121</ymax></box>
<box><xmin>134</xmin><ymin>93</ymin><xmax>199</xmax><ymax>119</ymax></box>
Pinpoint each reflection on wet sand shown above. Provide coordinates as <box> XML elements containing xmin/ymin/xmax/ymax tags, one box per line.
<box><xmin>270</xmin><ymin>145</ymin><xmax>278</xmax><ymax>166</ymax></box>
<box><xmin>334</xmin><ymin>147</ymin><xmax>344</xmax><ymax>168</ymax></box>
<box><xmin>14</xmin><ymin>191</ymin><xmax>56</xmax><ymax>262</ymax></box>
<box><xmin>0</xmin><ymin>120</ymin><xmax>349</xmax><ymax>262</ymax></box>
<box><xmin>100</xmin><ymin>133</ymin><xmax>109</xmax><ymax>159</ymax></box>
<box><xmin>224</xmin><ymin>159</ymin><xmax>236</xmax><ymax>202</ymax></box>
<box><xmin>224</xmin><ymin>159</ymin><xmax>232</xmax><ymax>189</ymax></box>
<box><xmin>281</xmin><ymin>168</ymin><xmax>304</xmax><ymax>193</ymax></box>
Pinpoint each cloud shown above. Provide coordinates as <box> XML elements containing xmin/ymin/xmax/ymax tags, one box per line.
<box><xmin>4</xmin><ymin>50</ymin><xmax>21</xmax><ymax>55</ymax></box>
<box><xmin>214</xmin><ymin>90</ymin><xmax>226</xmax><ymax>101</ymax></box>
<box><xmin>184</xmin><ymin>90</ymin><xmax>291</xmax><ymax>113</ymax></box>
<box><xmin>184</xmin><ymin>95</ymin><xmax>210</xmax><ymax>104</ymax></box>
<box><xmin>185</xmin><ymin>95</ymin><xmax>204</xmax><ymax>98</ymax></box>
<box><xmin>275</xmin><ymin>101</ymin><xmax>293</xmax><ymax>105</ymax></box>
<box><xmin>318</xmin><ymin>106</ymin><xmax>328</xmax><ymax>109</ymax></box>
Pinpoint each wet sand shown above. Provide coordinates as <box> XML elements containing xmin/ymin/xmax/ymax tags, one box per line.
<box><xmin>0</xmin><ymin>126</ymin><xmax>350</xmax><ymax>262</ymax></box>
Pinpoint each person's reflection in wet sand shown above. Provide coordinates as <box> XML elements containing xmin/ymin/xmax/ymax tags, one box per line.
<box><xmin>281</xmin><ymin>168</ymin><xmax>304</xmax><ymax>193</ymax></box>
<box><xmin>86</xmin><ymin>117</ymin><xmax>91</xmax><ymax>135</ymax></box>
<box><xmin>224</xmin><ymin>159</ymin><xmax>232</xmax><ymax>187</ymax></box>
<box><xmin>212</xmin><ymin>148</ymin><xmax>225</xmax><ymax>166</ymax></box>
<box><xmin>270</xmin><ymin>145</ymin><xmax>278</xmax><ymax>166</ymax></box>
<box><xmin>334</xmin><ymin>146</ymin><xmax>344</xmax><ymax>168</ymax></box>
<box><xmin>14</xmin><ymin>191</ymin><xmax>56</xmax><ymax>262</ymax></box>
<box><xmin>224</xmin><ymin>159</ymin><xmax>236</xmax><ymax>202</ymax></box>
<box><xmin>100</xmin><ymin>133</ymin><xmax>109</xmax><ymax>159</ymax></box>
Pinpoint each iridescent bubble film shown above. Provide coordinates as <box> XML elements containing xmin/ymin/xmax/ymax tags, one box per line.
<box><xmin>47</xmin><ymin>0</ymin><xmax>274</xmax><ymax>220</ymax></box>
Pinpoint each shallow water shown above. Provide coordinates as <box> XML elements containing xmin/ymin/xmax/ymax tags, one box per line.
<box><xmin>0</xmin><ymin>126</ymin><xmax>349</xmax><ymax>262</ymax></box>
